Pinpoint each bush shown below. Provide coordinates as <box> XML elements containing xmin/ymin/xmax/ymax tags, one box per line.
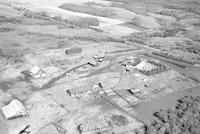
<box><xmin>52</xmin><ymin>15</ymin><xmax>62</xmax><ymax>21</ymax></box>
<box><xmin>64</xmin><ymin>17</ymin><xmax>99</xmax><ymax>27</ymax></box>
<box><xmin>23</xmin><ymin>10</ymin><xmax>34</xmax><ymax>18</ymax></box>
<box><xmin>0</xmin><ymin>27</ymin><xmax>14</xmax><ymax>33</ymax></box>
<box><xmin>23</xmin><ymin>10</ymin><xmax>50</xmax><ymax>20</ymax></box>
<box><xmin>160</xmin><ymin>28</ymin><xmax>184</xmax><ymax>37</ymax></box>
<box><xmin>126</xmin><ymin>33</ymin><xmax>149</xmax><ymax>44</ymax></box>
<box><xmin>68</xmin><ymin>35</ymin><xmax>124</xmax><ymax>43</ymax></box>
<box><xmin>38</xmin><ymin>11</ymin><xmax>49</xmax><ymax>17</ymax></box>
<box><xmin>0</xmin><ymin>16</ymin><xmax>21</xmax><ymax>24</ymax></box>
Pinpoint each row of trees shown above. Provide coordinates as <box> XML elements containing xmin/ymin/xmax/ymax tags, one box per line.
<box><xmin>149</xmin><ymin>96</ymin><xmax>200</xmax><ymax>134</ymax></box>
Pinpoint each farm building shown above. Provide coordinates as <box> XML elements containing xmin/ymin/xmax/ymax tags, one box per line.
<box><xmin>127</xmin><ymin>88</ymin><xmax>141</xmax><ymax>94</ymax></box>
<box><xmin>75</xmin><ymin>66</ymin><xmax>89</xmax><ymax>75</ymax></box>
<box><xmin>88</xmin><ymin>60</ymin><xmax>98</xmax><ymax>67</ymax></box>
<box><xmin>30</xmin><ymin>66</ymin><xmax>46</xmax><ymax>79</ymax></box>
<box><xmin>66</xmin><ymin>87</ymin><xmax>91</xmax><ymax>98</ymax></box>
<box><xmin>78</xmin><ymin>119</ymin><xmax>110</xmax><ymax>134</ymax></box>
<box><xmin>93</xmin><ymin>53</ymin><xmax>107</xmax><ymax>62</ymax></box>
<box><xmin>65</xmin><ymin>47</ymin><xmax>82</xmax><ymax>55</ymax></box>
<box><xmin>2</xmin><ymin>99</ymin><xmax>27</xmax><ymax>119</ymax></box>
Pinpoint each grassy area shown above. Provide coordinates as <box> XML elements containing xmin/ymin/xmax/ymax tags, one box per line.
<box><xmin>59</xmin><ymin>3</ymin><xmax>116</xmax><ymax>17</ymax></box>
<box><xmin>0</xmin><ymin>47</ymin><xmax>26</xmax><ymax>64</ymax></box>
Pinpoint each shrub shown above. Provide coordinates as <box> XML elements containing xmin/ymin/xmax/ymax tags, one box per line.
<box><xmin>52</xmin><ymin>15</ymin><xmax>62</xmax><ymax>21</ymax></box>
<box><xmin>0</xmin><ymin>16</ymin><xmax>21</xmax><ymax>24</ymax></box>
<box><xmin>68</xmin><ymin>35</ymin><xmax>123</xmax><ymax>43</ymax></box>
<box><xmin>38</xmin><ymin>11</ymin><xmax>49</xmax><ymax>17</ymax></box>
<box><xmin>23</xmin><ymin>10</ymin><xmax>34</xmax><ymax>18</ymax></box>
<box><xmin>126</xmin><ymin>33</ymin><xmax>149</xmax><ymax>44</ymax></box>
<box><xmin>64</xmin><ymin>17</ymin><xmax>99</xmax><ymax>27</ymax></box>
<box><xmin>160</xmin><ymin>28</ymin><xmax>184</xmax><ymax>37</ymax></box>
<box><xmin>0</xmin><ymin>27</ymin><xmax>14</xmax><ymax>33</ymax></box>
<box><xmin>23</xmin><ymin>10</ymin><xmax>50</xmax><ymax>20</ymax></box>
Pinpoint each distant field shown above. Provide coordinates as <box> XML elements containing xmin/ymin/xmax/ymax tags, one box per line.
<box><xmin>107</xmin><ymin>0</ymin><xmax>200</xmax><ymax>15</ymax></box>
<box><xmin>23</xmin><ymin>10</ymin><xmax>99</xmax><ymax>28</ymax></box>
<box><xmin>59</xmin><ymin>3</ymin><xmax>116</xmax><ymax>17</ymax></box>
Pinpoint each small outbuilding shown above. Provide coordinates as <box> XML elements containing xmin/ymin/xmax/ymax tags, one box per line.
<box><xmin>93</xmin><ymin>53</ymin><xmax>106</xmax><ymax>59</ymax></box>
<box><xmin>66</xmin><ymin>88</ymin><xmax>89</xmax><ymax>97</ymax></box>
<box><xmin>30</xmin><ymin>66</ymin><xmax>46</xmax><ymax>79</ymax></box>
<box><xmin>88</xmin><ymin>60</ymin><xmax>98</xmax><ymax>67</ymax></box>
<box><xmin>65</xmin><ymin>47</ymin><xmax>82</xmax><ymax>55</ymax></box>
<box><xmin>128</xmin><ymin>88</ymin><xmax>141</xmax><ymax>94</ymax></box>
<box><xmin>2</xmin><ymin>99</ymin><xmax>27</xmax><ymax>119</ymax></box>
<box><xmin>76</xmin><ymin>67</ymin><xmax>89</xmax><ymax>75</ymax></box>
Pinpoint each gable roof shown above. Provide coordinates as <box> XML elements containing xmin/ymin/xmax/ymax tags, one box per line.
<box><xmin>30</xmin><ymin>66</ymin><xmax>41</xmax><ymax>75</ymax></box>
